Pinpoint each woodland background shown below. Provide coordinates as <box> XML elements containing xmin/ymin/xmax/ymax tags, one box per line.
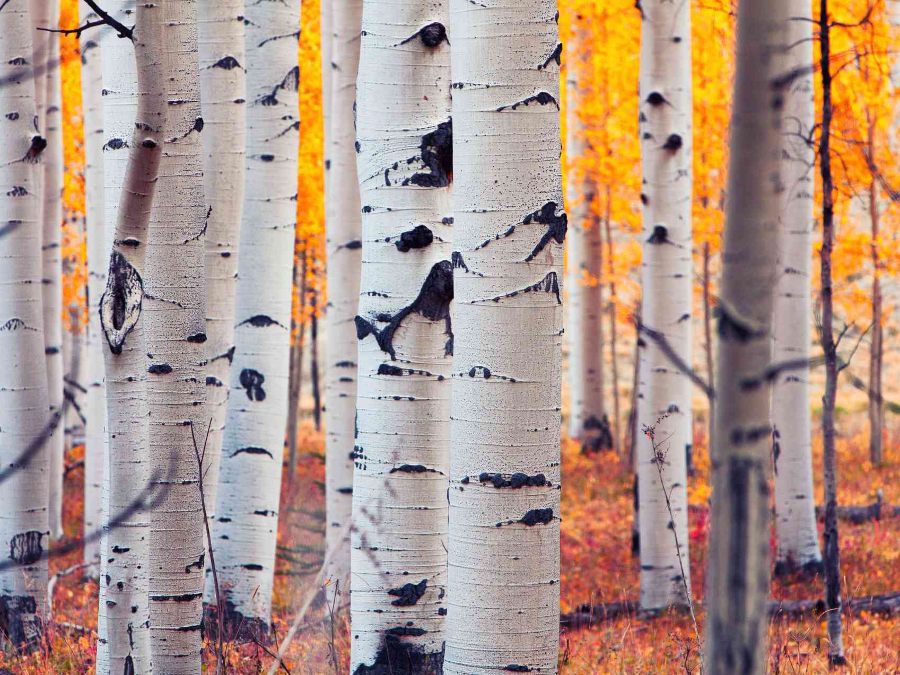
<box><xmin>0</xmin><ymin>0</ymin><xmax>898</xmax><ymax>672</ymax></box>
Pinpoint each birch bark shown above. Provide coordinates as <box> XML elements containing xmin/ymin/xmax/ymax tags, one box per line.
<box><xmin>565</xmin><ymin>10</ymin><xmax>606</xmax><ymax>450</ymax></box>
<box><xmin>212</xmin><ymin>0</ymin><xmax>299</xmax><ymax>637</ymax></box>
<box><xmin>636</xmin><ymin>0</ymin><xmax>693</xmax><ymax>611</ymax></box>
<box><xmin>198</xmin><ymin>0</ymin><xmax>246</xmax><ymax>587</ymax></box>
<box><xmin>143</xmin><ymin>0</ymin><xmax>207</xmax><ymax>669</ymax></box>
<box><xmin>0</xmin><ymin>0</ymin><xmax>50</xmax><ymax>649</ymax></box>
<box><xmin>350</xmin><ymin>3</ymin><xmax>452</xmax><ymax>671</ymax></box>
<box><xmin>78</xmin><ymin>0</ymin><xmax>107</xmax><ymax>572</ymax></box>
<box><xmin>324</xmin><ymin>0</ymin><xmax>362</xmax><ymax>594</ymax></box>
<box><xmin>43</xmin><ymin>1</ymin><xmax>66</xmax><ymax>541</ymax></box>
<box><xmin>772</xmin><ymin>0</ymin><xmax>822</xmax><ymax>575</ymax></box>
<box><xmin>96</xmin><ymin>0</ymin><xmax>165</xmax><ymax>671</ymax></box>
<box><xmin>445</xmin><ymin>0</ymin><xmax>563</xmax><ymax>671</ymax></box>
<box><xmin>705</xmin><ymin>0</ymin><xmax>788</xmax><ymax>671</ymax></box>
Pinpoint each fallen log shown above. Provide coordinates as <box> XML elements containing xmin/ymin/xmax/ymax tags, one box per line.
<box><xmin>561</xmin><ymin>592</ymin><xmax>900</xmax><ymax>630</ymax></box>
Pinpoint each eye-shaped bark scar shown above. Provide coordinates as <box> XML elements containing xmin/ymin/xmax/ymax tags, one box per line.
<box><xmin>395</xmin><ymin>225</ymin><xmax>434</xmax><ymax>252</ymax></box>
<box><xmin>403</xmin><ymin>120</ymin><xmax>452</xmax><ymax>188</ymax></box>
<box><xmin>9</xmin><ymin>530</ymin><xmax>44</xmax><ymax>565</ymax></box>
<box><xmin>496</xmin><ymin>91</ymin><xmax>559</xmax><ymax>112</ymax></box>
<box><xmin>524</xmin><ymin>201</ymin><xmax>567</xmax><ymax>261</ymax></box>
<box><xmin>355</xmin><ymin>260</ymin><xmax>453</xmax><ymax>359</ymax></box>
<box><xmin>100</xmin><ymin>251</ymin><xmax>144</xmax><ymax>355</ymax></box>
<box><xmin>255</xmin><ymin>65</ymin><xmax>299</xmax><ymax>106</ymax></box>
<box><xmin>397</xmin><ymin>22</ymin><xmax>449</xmax><ymax>48</ymax></box>
<box><xmin>239</xmin><ymin>368</ymin><xmax>266</xmax><ymax>401</ymax></box>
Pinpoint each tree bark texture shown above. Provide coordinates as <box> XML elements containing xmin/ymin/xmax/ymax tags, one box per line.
<box><xmin>213</xmin><ymin>0</ymin><xmax>299</xmax><ymax>637</ymax></box>
<box><xmin>705</xmin><ymin>0</ymin><xmax>788</xmax><ymax>672</ymax></box>
<box><xmin>636</xmin><ymin>0</ymin><xmax>693</xmax><ymax>611</ymax></box>
<box><xmin>445</xmin><ymin>0</ymin><xmax>563</xmax><ymax>671</ymax></box>
<box><xmin>349</xmin><ymin>2</ymin><xmax>452</xmax><ymax>671</ymax></box>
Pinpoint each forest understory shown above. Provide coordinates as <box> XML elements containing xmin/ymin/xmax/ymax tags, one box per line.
<box><xmin>3</xmin><ymin>411</ymin><xmax>896</xmax><ymax>674</ymax></box>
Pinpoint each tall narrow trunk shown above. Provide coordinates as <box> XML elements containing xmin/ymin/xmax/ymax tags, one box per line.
<box><xmin>445</xmin><ymin>0</ymin><xmax>563</xmax><ymax>671</ymax></box>
<box><xmin>772</xmin><ymin>0</ymin><xmax>821</xmax><ymax>576</ymax></box>
<box><xmin>144</xmin><ymin>0</ymin><xmax>207</xmax><ymax>668</ymax></box>
<box><xmin>350</xmin><ymin>2</ymin><xmax>452</xmax><ymax>671</ymax></box>
<box><xmin>867</xmin><ymin>125</ymin><xmax>883</xmax><ymax>466</ymax></box>
<box><xmin>705</xmin><ymin>0</ymin><xmax>787</xmax><ymax>671</ymax></box>
<box><xmin>604</xmin><ymin>206</ymin><xmax>621</xmax><ymax>456</ymax></box>
<box><xmin>636</xmin><ymin>0</ymin><xmax>693</xmax><ymax>611</ymax></box>
<box><xmin>311</xmin><ymin>292</ymin><xmax>322</xmax><ymax>431</ymax></box>
<box><xmin>212</xmin><ymin>0</ymin><xmax>300</xmax><ymax>638</ymax></box>
<box><xmin>287</xmin><ymin>251</ymin><xmax>308</xmax><ymax>480</ymax></box>
<box><xmin>43</xmin><ymin>0</ymin><xmax>65</xmax><ymax>542</ymax></box>
<box><xmin>702</xmin><ymin>242</ymin><xmax>714</xmax><ymax>453</ymax></box>
<box><xmin>817</xmin><ymin>1</ymin><xmax>845</xmax><ymax>664</ymax></box>
<box><xmin>96</xmin><ymin>1</ymin><xmax>165</xmax><ymax>670</ymax></box>
<box><xmin>0</xmin><ymin>0</ymin><xmax>50</xmax><ymax>649</ymax></box>
<box><xmin>323</xmin><ymin>0</ymin><xmax>362</xmax><ymax>596</ymax></box>
<box><xmin>565</xmin><ymin>9</ymin><xmax>607</xmax><ymax>450</ymax></box>
<box><xmin>629</xmin><ymin>325</ymin><xmax>641</xmax><ymax>554</ymax></box>
<box><xmin>198</xmin><ymin>0</ymin><xmax>246</xmax><ymax>596</ymax></box>
<box><xmin>79</xmin><ymin>0</ymin><xmax>107</xmax><ymax>573</ymax></box>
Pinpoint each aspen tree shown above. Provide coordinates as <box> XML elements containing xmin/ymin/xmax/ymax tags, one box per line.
<box><xmin>0</xmin><ymin>0</ymin><xmax>50</xmax><ymax>649</ymax></box>
<box><xmin>350</xmin><ymin>2</ymin><xmax>452</xmax><ymax>670</ymax></box>
<box><xmin>705</xmin><ymin>0</ymin><xmax>788</xmax><ymax>671</ymax></box>
<box><xmin>78</xmin><ymin>0</ymin><xmax>107</xmax><ymax>572</ymax></box>
<box><xmin>772</xmin><ymin>0</ymin><xmax>822</xmax><ymax>576</ymax></box>
<box><xmin>565</xmin><ymin>9</ymin><xmax>607</xmax><ymax>450</ymax></box>
<box><xmin>212</xmin><ymin>0</ymin><xmax>300</xmax><ymax>636</ymax></box>
<box><xmin>142</xmin><ymin>0</ymin><xmax>207</xmax><ymax>669</ymax></box>
<box><xmin>42</xmin><ymin>2</ymin><xmax>66</xmax><ymax>540</ymax></box>
<box><xmin>96</xmin><ymin>0</ymin><xmax>165</xmax><ymax>670</ymax></box>
<box><xmin>324</xmin><ymin>0</ymin><xmax>362</xmax><ymax>593</ymax></box>
<box><xmin>445</xmin><ymin>0</ymin><xmax>564</xmax><ymax>671</ymax></box>
<box><xmin>198</xmin><ymin>0</ymin><xmax>246</xmax><ymax>576</ymax></box>
<box><xmin>635</xmin><ymin>0</ymin><xmax>694</xmax><ymax>611</ymax></box>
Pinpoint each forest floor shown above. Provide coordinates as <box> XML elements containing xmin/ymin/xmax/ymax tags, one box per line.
<box><xmin>1</xmin><ymin>411</ymin><xmax>897</xmax><ymax>674</ymax></box>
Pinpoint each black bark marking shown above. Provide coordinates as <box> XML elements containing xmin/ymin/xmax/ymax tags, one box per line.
<box><xmin>100</xmin><ymin>251</ymin><xmax>143</xmax><ymax>355</ymax></box>
<box><xmin>646</xmin><ymin>91</ymin><xmax>666</xmax><ymax>106</ymax></box>
<box><xmin>344</xmin><ymin>239</ymin><xmax>362</xmax><ymax>250</ymax></box>
<box><xmin>147</xmin><ymin>363</ymin><xmax>172</xmax><ymax>375</ymax></box>
<box><xmin>404</xmin><ymin>120</ymin><xmax>452</xmax><ymax>188</ymax></box>
<box><xmin>355</xmin><ymin>260</ymin><xmax>453</xmax><ymax>359</ymax></box>
<box><xmin>524</xmin><ymin>202</ymin><xmax>567</xmax><ymax>261</ymax></box>
<box><xmin>186</xmin><ymin>332</ymin><xmax>207</xmax><ymax>343</ymax></box>
<box><xmin>497</xmin><ymin>508</ymin><xmax>554</xmax><ymax>527</ymax></box>
<box><xmin>646</xmin><ymin>225</ymin><xmax>669</xmax><ymax>244</ymax></box>
<box><xmin>496</xmin><ymin>91</ymin><xmax>559</xmax><ymax>112</ymax></box>
<box><xmin>662</xmin><ymin>134</ymin><xmax>683</xmax><ymax>152</ymax></box>
<box><xmin>386</xmin><ymin>626</ymin><xmax>427</xmax><ymax>637</ymax></box>
<box><xmin>241</xmin><ymin>564</ymin><xmax>264</xmax><ymax>571</ymax></box>
<box><xmin>398</xmin><ymin>22</ymin><xmax>448</xmax><ymax>48</ymax></box>
<box><xmin>103</xmin><ymin>137</ymin><xmax>127</xmax><ymax>151</ymax></box>
<box><xmin>352</xmin><ymin>639</ymin><xmax>444</xmax><ymax>675</ymax></box>
<box><xmin>389</xmin><ymin>464</ymin><xmax>440</xmax><ymax>474</ymax></box>
<box><xmin>479</xmin><ymin>472</ymin><xmax>548</xmax><ymax>489</ymax></box>
<box><xmin>504</xmin><ymin>667</ymin><xmax>533</xmax><ymax>673</ymax></box>
<box><xmin>184</xmin><ymin>553</ymin><xmax>204</xmax><ymax>573</ymax></box>
<box><xmin>6</xmin><ymin>186</ymin><xmax>27</xmax><ymax>197</ymax></box>
<box><xmin>9</xmin><ymin>531</ymin><xmax>43</xmax><ymax>565</ymax></box>
<box><xmin>0</xmin><ymin>594</ymin><xmax>38</xmax><ymax>647</ymax></box>
<box><xmin>716</xmin><ymin>306</ymin><xmax>767</xmax><ymax>343</ymax></box>
<box><xmin>538</xmin><ymin>42</ymin><xmax>562</xmax><ymax>70</ymax></box>
<box><xmin>256</xmin><ymin>65</ymin><xmax>300</xmax><ymax>106</ymax></box>
<box><xmin>452</xmin><ymin>252</ymin><xmax>481</xmax><ymax>277</ymax></box>
<box><xmin>150</xmin><ymin>592</ymin><xmax>202</xmax><ymax>602</ymax></box>
<box><xmin>239</xmin><ymin>368</ymin><xmax>266</xmax><ymax>401</ymax></box>
<box><xmin>111</xmin><ymin>545</ymin><xmax>130</xmax><ymax>554</ymax></box>
<box><xmin>481</xmin><ymin>271</ymin><xmax>561</xmax><ymax>305</ymax></box>
<box><xmin>336</xmin><ymin>486</ymin><xmax>353</xmax><ymax>495</ymax></box>
<box><xmin>395</xmin><ymin>225</ymin><xmax>433</xmax><ymax>252</ymax></box>
<box><xmin>388</xmin><ymin>579</ymin><xmax>427</xmax><ymax>606</ymax></box>
<box><xmin>23</xmin><ymin>135</ymin><xmax>47</xmax><ymax>163</ymax></box>
<box><xmin>237</xmin><ymin>314</ymin><xmax>286</xmax><ymax>329</ymax></box>
<box><xmin>210</xmin><ymin>55</ymin><xmax>242</xmax><ymax>70</ymax></box>
<box><xmin>232</xmin><ymin>446</ymin><xmax>274</xmax><ymax>459</ymax></box>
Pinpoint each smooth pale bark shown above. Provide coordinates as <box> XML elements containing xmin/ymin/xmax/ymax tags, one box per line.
<box><xmin>0</xmin><ymin>0</ymin><xmax>50</xmax><ymax>649</ymax></box>
<box><xmin>78</xmin><ymin>0</ymin><xmax>107</xmax><ymax>572</ymax></box>
<box><xmin>867</xmin><ymin>173</ymin><xmax>883</xmax><ymax>466</ymax></box>
<box><xmin>705</xmin><ymin>1</ymin><xmax>787</xmax><ymax>672</ymax></box>
<box><xmin>212</xmin><ymin>0</ymin><xmax>299</xmax><ymax>636</ymax></box>
<box><xmin>772</xmin><ymin>0</ymin><xmax>821</xmax><ymax>576</ymax></box>
<box><xmin>143</xmin><ymin>1</ymin><xmax>207</xmax><ymax>669</ymax></box>
<box><xmin>446</xmin><ymin>1</ymin><xmax>563</xmax><ymax>672</ymax></box>
<box><xmin>350</xmin><ymin>3</ymin><xmax>452</xmax><ymax>671</ymax></box>
<box><xmin>323</xmin><ymin>0</ymin><xmax>362</xmax><ymax>594</ymax></box>
<box><xmin>198</xmin><ymin>0</ymin><xmax>246</xmax><ymax>596</ymax></box>
<box><xmin>636</xmin><ymin>0</ymin><xmax>693</xmax><ymax>611</ymax></box>
<box><xmin>96</xmin><ymin>0</ymin><xmax>165</xmax><ymax>670</ymax></box>
<box><xmin>565</xmin><ymin>11</ymin><xmax>606</xmax><ymax>449</ymax></box>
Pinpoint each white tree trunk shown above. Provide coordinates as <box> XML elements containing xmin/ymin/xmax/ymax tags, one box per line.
<box><xmin>198</xmin><ymin>0</ymin><xmax>245</xmax><ymax>598</ymax></box>
<box><xmin>705</xmin><ymin>1</ymin><xmax>788</xmax><ymax>671</ymax></box>
<box><xmin>350</xmin><ymin>4</ymin><xmax>452</xmax><ymax>671</ymax></box>
<box><xmin>212</xmin><ymin>0</ymin><xmax>299</xmax><ymax>637</ymax></box>
<box><xmin>142</xmin><ymin>1</ymin><xmax>207</xmax><ymax>670</ymax></box>
<box><xmin>324</xmin><ymin>0</ymin><xmax>362</xmax><ymax>596</ymax></box>
<box><xmin>0</xmin><ymin>0</ymin><xmax>50</xmax><ymax>649</ymax></box>
<box><xmin>565</xmin><ymin>11</ymin><xmax>606</xmax><ymax>449</ymax></box>
<box><xmin>635</xmin><ymin>0</ymin><xmax>693</xmax><ymax>611</ymax></box>
<box><xmin>78</xmin><ymin>0</ymin><xmax>107</xmax><ymax>573</ymax></box>
<box><xmin>445</xmin><ymin>0</ymin><xmax>563</xmax><ymax>671</ymax></box>
<box><xmin>96</xmin><ymin>0</ymin><xmax>165</xmax><ymax>671</ymax></box>
<box><xmin>42</xmin><ymin>0</ymin><xmax>65</xmax><ymax>542</ymax></box>
<box><xmin>772</xmin><ymin>0</ymin><xmax>821</xmax><ymax>576</ymax></box>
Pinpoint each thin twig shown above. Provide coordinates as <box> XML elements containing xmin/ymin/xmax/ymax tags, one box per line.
<box><xmin>37</xmin><ymin>18</ymin><xmax>106</xmax><ymax>37</ymax></box>
<box><xmin>81</xmin><ymin>0</ymin><xmax>133</xmax><ymax>39</ymax></box>
<box><xmin>48</xmin><ymin>562</ymin><xmax>93</xmax><ymax>620</ymax></box>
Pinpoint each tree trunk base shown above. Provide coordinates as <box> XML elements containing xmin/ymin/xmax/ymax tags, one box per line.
<box><xmin>773</xmin><ymin>558</ymin><xmax>824</xmax><ymax>579</ymax></box>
